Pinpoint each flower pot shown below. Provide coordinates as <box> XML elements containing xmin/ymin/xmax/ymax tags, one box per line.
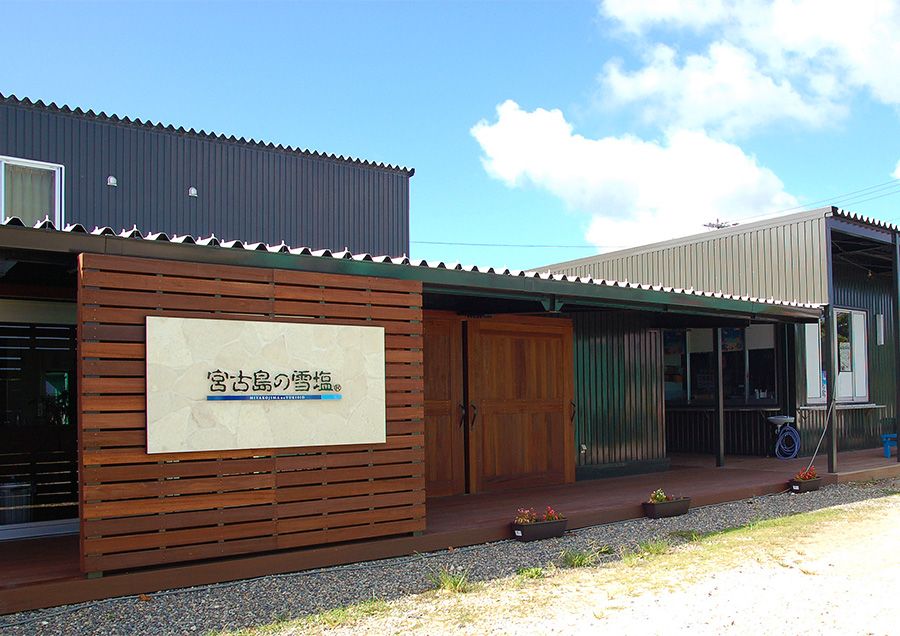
<box><xmin>642</xmin><ymin>497</ymin><xmax>691</xmax><ymax>519</ymax></box>
<box><xmin>789</xmin><ymin>477</ymin><xmax>822</xmax><ymax>493</ymax></box>
<box><xmin>511</xmin><ymin>518</ymin><xmax>568</xmax><ymax>542</ymax></box>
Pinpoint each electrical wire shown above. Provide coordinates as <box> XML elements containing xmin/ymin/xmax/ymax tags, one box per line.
<box><xmin>411</xmin><ymin>240</ymin><xmax>612</xmax><ymax>249</ymax></box>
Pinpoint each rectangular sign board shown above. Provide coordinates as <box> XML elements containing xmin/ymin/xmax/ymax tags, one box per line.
<box><xmin>145</xmin><ymin>316</ymin><xmax>386</xmax><ymax>453</ymax></box>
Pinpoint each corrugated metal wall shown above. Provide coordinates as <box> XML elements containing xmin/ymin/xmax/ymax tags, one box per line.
<box><xmin>0</xmin><ymin>99</ymin><xmax>410</xmax><ymax>256</ymax></box>
<box><xmin>795</xmin><ymin>263</ymin><xmax>896</xmax><ymax>452</ymax></box>
<box><xmin>571</xmin><ymin>311</ymin><xmax>665</xmax><ymax>467</ymax></box>
<box><xmin>666</xmin><ymin>410</ymin><xmax>777</xmax><ymax>456</ymax></box>
<box><xmin>554</xmin><ymin>214</ymin><xmax>829</xmax><ymax>304</ymax></box>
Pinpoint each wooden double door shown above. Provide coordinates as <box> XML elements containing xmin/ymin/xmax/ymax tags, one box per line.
<box><xmin>424</xmin><ymin>313</ymin><xmax>575</xmax><ymax>497</ymax></box>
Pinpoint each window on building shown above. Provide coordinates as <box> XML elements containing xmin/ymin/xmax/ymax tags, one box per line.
<box><xmin>664</xmin><ymin>325</ymin><xmax>777</xmax><ymax>406</ymax></box>
<box><xmin>804</xmin><ymin>310</ymin><xmax>869</xmax><ymax>404</ymax></box>
<box><xmin>663</xmin><ymin>330</ymin><xmax>687</xmax><ymax>402</ymax></box>
<box><xmin>836</xmin><ymin>309</ymin><xmax>868</xmax><ymax>402</ymax></box>
<box><xmin>804</xmin><ymin>321</ymin><xmax>826</xmax><ymax>404</ymax></box>
<box><xmin>746</xmin><ymin>324</ymin><xmax>777</xmax><ymax>403</ymax></box>
<box><xmin>688</xmin><ymin>329</ymin><xmax>716</xmax><ymax>403</ymax></box>
<box><xmin>0</xmin><ymin>156</ymin><xmax>64</xmax><ymax>227</ymax></box>
<box><xmin>721</xmin><ymin>328</ymin><xmax>745</xmax><ymax>402</ymax></box>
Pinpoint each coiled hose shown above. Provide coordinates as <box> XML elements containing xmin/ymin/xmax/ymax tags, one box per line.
<box><xmin>775</xmin><ymin>425</ymin><xmax>801</xmax><ymax>459</ymax></box>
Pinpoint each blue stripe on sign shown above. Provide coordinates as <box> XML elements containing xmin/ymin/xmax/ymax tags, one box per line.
<box><xmin>206</xmin><ymin>394</ymin><xmax>343</xmax><ymax>401</ymax></box>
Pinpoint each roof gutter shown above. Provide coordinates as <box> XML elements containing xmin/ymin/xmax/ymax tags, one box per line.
<box><xmin>0</xmin><ymin>226</ymin><xmax>822</xmax><ymax>323</ymax></box>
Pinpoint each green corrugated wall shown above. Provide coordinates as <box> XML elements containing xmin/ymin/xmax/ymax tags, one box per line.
<box><xmin>794</xmin><ymin>263</ymin><xmax>896</xmax><ymax>453</ymax></box>
<box><xmin>571</xmin><ymin>311</ymin><xmax>665</xmax><ymax>468</ymax></box>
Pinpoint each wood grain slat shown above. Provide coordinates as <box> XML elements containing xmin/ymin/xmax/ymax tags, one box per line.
<box><xmin>82</xmin><ymin>518</ymin><xmax>421</xmax><ymax>571</ymax></box>
<box><xmin>77</xmin><ymin>253</ymin><xmax>425</xmax><ymax>575</ymax></box>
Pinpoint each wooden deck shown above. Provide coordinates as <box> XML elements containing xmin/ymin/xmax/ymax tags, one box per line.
<box><xmin>2</xmin><ymin>448</ymin><xmax>897</xmax><ymax>615</ymax></box>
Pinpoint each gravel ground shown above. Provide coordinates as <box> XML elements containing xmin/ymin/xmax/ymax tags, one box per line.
<box><xmin>3</xmin><ymin>477</ymin><xmax>898</xmax><ymax>636</ymax></box>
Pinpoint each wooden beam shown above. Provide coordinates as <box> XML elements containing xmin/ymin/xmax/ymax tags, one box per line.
<box><xmin>714</xmin><ymin>327</ymin><xmax>725</xmax><ymax>467</ymax></box>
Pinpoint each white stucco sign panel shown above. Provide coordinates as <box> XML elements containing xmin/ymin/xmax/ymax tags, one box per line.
<box><xmin>145</xmin><ymin>316</ymin><xmax>386</xmax><ymax>453</ymax></box>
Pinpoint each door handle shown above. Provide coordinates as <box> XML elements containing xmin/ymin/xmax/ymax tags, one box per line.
<box><xmin>458</xmin><ymin>403</ymin><xmax>466</xmax><ymax>429</ymax></box>
<box><xmin>570</xmin><ymin>400</ymin><xmax>577</xmax><ymax>424</ymax></box>
<box><xmin>470</xmin><ymin>403</ymin><xmax>478</xmax><ymax>429</ymax></box>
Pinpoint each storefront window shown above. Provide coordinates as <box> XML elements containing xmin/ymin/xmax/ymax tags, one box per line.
<box><xmin>663</xmin><ymin>330</ymin><xmax>687</xmax><ymax>402</ymax></box>
<box><xmin>688</xmin><ymin>329</ymin><xmax>715</xmax><ymax>403</ymax></box>
<box><xmin>664</xmin><ymin>325</ymin><xmax>777</xmax><ymax>406</ymax></box>
<box><xmin>746</xmin><ymin>324</ymin><xmax>776</xmax><ymax>403</ymax></box>
<box><xmin>835</xmin><ymin>309</ymin><xmax>868</xmax><ymax>402</ymax></box>
<box><xmin>721</xmin><ymin>328</ymin><xmax>745</xmax><ymax>403</ymax></box>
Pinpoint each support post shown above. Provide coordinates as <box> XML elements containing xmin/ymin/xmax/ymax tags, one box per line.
<box><xmin>823</xmin><ymin>305</ymin><xmax>837</xmax><ymax>474</ymax></box>
<box><xmin>824</xmin><ymin>218</ymin><xmax>838</xmax><ymax>474</ymax></box>
<box><xmin>893</xmin><ymin>234</ymin><xmax>900</xmax><ymax>462</ymax></box>
<box><xmin>714</xmin><ymin>327</ymin><xmax>725</xmax><ymax>467</ymax></box>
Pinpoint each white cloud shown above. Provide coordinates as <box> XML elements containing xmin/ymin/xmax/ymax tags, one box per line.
<box><xmin>602</xmin><ymin>42</ymin><xmax>840</xmax><ymax>136</ymax></box>
<box><xmin>598</xmin><ymin>0</ymin><xmax>900</xmax><ymax>135</ymax></box>
<box><xmin>892</xmin><ymin>160</ymin><xmax>900</xmax><ymax>180</ymax></box>
<box><xmin>471</xmin><ymin>100</ymin><xmax>796</xmax><ymax>250</ymax></box>
<box><xmin>600</xmin><ymin>0</ymin><xmax>729</xmax><ymax>33</ymax></box>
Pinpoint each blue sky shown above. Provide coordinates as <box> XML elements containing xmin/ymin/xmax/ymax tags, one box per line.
<box><xmin>6</xmin><ymin>1</ymin><xmax>900</xmax><ymax>269</ymax></box>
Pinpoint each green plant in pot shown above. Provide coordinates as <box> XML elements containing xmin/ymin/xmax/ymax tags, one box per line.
<box><xmin>511</xmin><ymin>505</ymin><xmax>567</xmax><ymax>542</ymax></box>
<box><xmin>642</xmin><ymin>488</ymin><xmax>691</xmax><ymax>519</ymax></box>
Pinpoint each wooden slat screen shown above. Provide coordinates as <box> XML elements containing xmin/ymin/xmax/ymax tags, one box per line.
<box><xmin>77</xmin><ymin>254</ymin><xmax>424</xmax><ymax>574</ymax></box>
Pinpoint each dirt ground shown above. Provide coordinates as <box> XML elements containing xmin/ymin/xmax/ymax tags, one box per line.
<box><xmin>269</xmin><ymin>493</ymin><xmax>900</xmax><ymax>635</ymax></box>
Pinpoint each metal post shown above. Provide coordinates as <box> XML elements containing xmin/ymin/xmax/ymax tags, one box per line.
<box><xmin>894</xmin><ymin>234</ymin><xmax>900</xmax><ymax>463</ymax></box>
<box><xmin>824</xmin><ymin>218</ymin><xmax>838</xmax><ymax>474</ymax></box>
<box><xmin>714</xmin><ymin>327</ymin><xmax>725</xmax><ymax>467</ymax></box>
<box><xmin>823</xmin><ymin>305</ymin><xmax>837</xmax><ymax>473</ymax></box>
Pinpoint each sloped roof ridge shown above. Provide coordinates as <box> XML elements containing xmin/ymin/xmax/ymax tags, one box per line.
<box><xmin>0</xmin><ymin>217</ymin><xmax>821</xmax><ymax>310</ymax></box>
<box><xmin>0</xmin><ymin>93</ymin><xmax>414</xmax><ymax>177</ymax></box>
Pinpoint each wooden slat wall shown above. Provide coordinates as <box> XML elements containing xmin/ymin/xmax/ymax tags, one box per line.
<box><xmin>77</xmin><ymin>254</ymin><xmax>424</xmax><ymax>574</ymax></box>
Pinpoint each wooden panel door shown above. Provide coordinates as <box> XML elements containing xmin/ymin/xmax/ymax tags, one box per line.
<box><xmin>423</xmin><ymin>312</ymin><xmax>466</xmax><ymax>497</ymax></box>
<box><xmin>466</xmin><ymin>316</ymin><xmax>574</xmax><ymax>493</ymax></box>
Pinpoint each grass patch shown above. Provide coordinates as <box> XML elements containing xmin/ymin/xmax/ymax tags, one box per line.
<box><xmin>560</xmin><ymin>548</ymin><xmax>596</xmax><ymax>568</ymax></box>
<box><xmin>429</xmin><ymin>566</ymin><xmax>474</xmax><ymax>593</ymax></box>
<box><xmin>516</xmin><ymin>566</ymin><xmax>546</xmax><ymax>580</ymax></box>
<box><xmin>668</xmin><ymin>529</ymin><xmax>706</xmax><ymax>542</ymax></box>
<box><xmin>638</xmin><ymin>538</ymin><xmax>671</xmax><ymax>556</ymax></box>
<box><xmin>559</xmin><ymin>544</ymin><xmax>611</xmax><ymax>568</ymax></box>
<box><xmin>220</xmin><ymin>597</ymin><xmax>390</xmax><ymax>635</ymax></box>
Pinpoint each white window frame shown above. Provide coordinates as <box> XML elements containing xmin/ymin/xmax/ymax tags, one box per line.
<box><xmin>803</xmin><ymin>321</ymin><xmax>826</xmax><ymax>405</ymax></box>
<box><xmin>0</xmin><ymin>155</ymin><xmax>65</xmax><ymax>227</ymax></box>
<box><xmin>834</xmin><ymin>308</ymin><xmax>868</xmax><ymax>403</ymax></box>
<box><xmin>805</xmin><ymin>310</ymin><xmax>870</xmax><ymax>404</ymax></box>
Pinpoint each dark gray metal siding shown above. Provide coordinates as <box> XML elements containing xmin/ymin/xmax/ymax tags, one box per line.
<box><xmin>572</xmin><ymin>312</ymin><xmax>665</xmax><ymax>468</ymax></box>
<box><xmin>0</xmin><ymin>99</ymin><xmax>410</xmax><ymax>256</ymax></box>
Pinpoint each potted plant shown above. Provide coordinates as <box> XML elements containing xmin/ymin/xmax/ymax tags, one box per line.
<box><xmin>789</xmin><ymin>466</ymin><xmax>822</xmax><ymax>493</ymax></box>
<box><xmin>642</xmin><ymin>489</ymin><xmax>691</xmax><ymax>519</ymax></box>
<box><xmin>511</xmin><ymin>506</ymin><xmax>567</xmax><ymax>542</ymax></box>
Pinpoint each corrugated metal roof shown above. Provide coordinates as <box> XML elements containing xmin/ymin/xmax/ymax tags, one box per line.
<box><xmin>542</xmin><ymin>206</ymin><xmax>897</xmax><ymax>272</ymax></box>
<box><xmin>0</xmin><ymin>93</ymin><xmax>414</xmax><ymax>177</ymax></box>
<box><xmin>0</xmin><ymin>216</ymin><xmax>821</xmax><ymax>311</ymax></box>
<box><xmin>831</xmin><ymin>206</ymin><xmax>900</xmax><ymax>232</ymax></box>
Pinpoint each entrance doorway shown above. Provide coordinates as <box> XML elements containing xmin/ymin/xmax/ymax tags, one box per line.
<box><xmin>424</xmin><ymin>313</ymin><xmax>574</xmax><ymax>497</ymax></box>
<box><xmin>0</xmin><ymin>304</ymin><xmax>78</xmax><ymax>540</ymax></box>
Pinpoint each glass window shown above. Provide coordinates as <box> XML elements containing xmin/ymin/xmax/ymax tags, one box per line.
<box><xmin>836</xmin><ymin>311</ymin><xmax>852</xmax><ymax>372</ymax></box>
<box><xmin>746</xmin><ymin>324</ymin><xmax>776</xmax><ymax>404</ymax></box>
<box><xmin>687</xmin><ymin>329</ymin><xmax>715</xmax><ymax>403</ymax></box>
<box><xmin>663</xmin><ymin>330</ymin><xmax>687</xmax><ymax>402</ymax></box>
<box><xmin>721</xmin><ymin>328</ymin><xmax>745</xmax><ymax>402</ymax></box>
<box><xmin>1</xmin><ymin>156</ymin><xmax>64</xmax><ymax>226</ymax></box>
<box><xmin>804</xmin><ymin>321</ymin><xmax>826</xmax><ymax>403</ymax></box>
<box><xmin>835</xmin><ymin>309</ymin><xmax>868</xmax><ymax>402</ymax></box>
